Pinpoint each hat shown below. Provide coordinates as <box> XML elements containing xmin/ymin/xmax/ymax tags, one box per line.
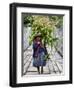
<box><xmin>33</xmin><ymin>33</ymin><xmax>42</xmax><ymax>40</ymax></box>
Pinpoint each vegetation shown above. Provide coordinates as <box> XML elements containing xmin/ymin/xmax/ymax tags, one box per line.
<box><xmin>23</xmin><ymin>15</ymin><xmax>63</xmax><ymax>60</ymax></box>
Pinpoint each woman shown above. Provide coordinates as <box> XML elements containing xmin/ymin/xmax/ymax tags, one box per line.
<box><xmin>33</xmin><ymin>35</ymin><xmax>47</xmax><ymax>74</ymax></box>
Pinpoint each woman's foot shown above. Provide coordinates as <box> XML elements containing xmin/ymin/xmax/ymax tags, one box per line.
<box><xmin>37</xmin><ymin>66</ymin><xmax>40</xmax><ymax>74</ymax></box>
<box><xmin>38</xmin><ymin>71</ymin><xmax>40</xmax><ymax>74</ymax></box>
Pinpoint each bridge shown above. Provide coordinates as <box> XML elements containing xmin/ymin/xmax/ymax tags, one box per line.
<box><xmin>22</xmin><ymin>45</ymin><xmax>63</xmax><ymax>76</ymax></box>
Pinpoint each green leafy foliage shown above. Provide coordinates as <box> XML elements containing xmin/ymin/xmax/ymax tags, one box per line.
<box><xmin>23</xmin><ymin>15</ymin><xmax>63</xmax><ymax>60</ymax></box>
<box><xmin>23</xmin><ymin>15</ymin><xmax>34</xmax><ymax>27</ymax></box>
<box><xmin>23</xmin><ymin>15</ymin><xmax>63</xmax><ymax>46</ymax></box>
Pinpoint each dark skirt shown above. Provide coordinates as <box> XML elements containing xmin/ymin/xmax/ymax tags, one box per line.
<box><xmin>33</xmin><ymin>52</ymin><xmax>46</xmax><ymax>67</ymax></box>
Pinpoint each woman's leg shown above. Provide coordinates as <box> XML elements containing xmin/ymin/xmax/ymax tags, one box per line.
<box><xmin>37</xmin><ymin>66</ymin><xmax>40</xmax><ymax>74</ymax></box>
<box><xmin>41</xmin><ymin>66</ymin><xmax>43</xmax><ymax>74</ymax></box>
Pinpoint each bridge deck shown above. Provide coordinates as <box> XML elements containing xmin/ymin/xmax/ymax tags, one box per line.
<box><xmin>23</xmin><ymin>46</ymin><xmax>63</xmax><ymax>75</ymax></box>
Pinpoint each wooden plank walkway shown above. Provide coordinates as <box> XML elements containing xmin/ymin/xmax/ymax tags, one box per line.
<box><xmin>23</xmin><ymin>46</ymin><xmax>63</xmax><ymax>75</ymax></box>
